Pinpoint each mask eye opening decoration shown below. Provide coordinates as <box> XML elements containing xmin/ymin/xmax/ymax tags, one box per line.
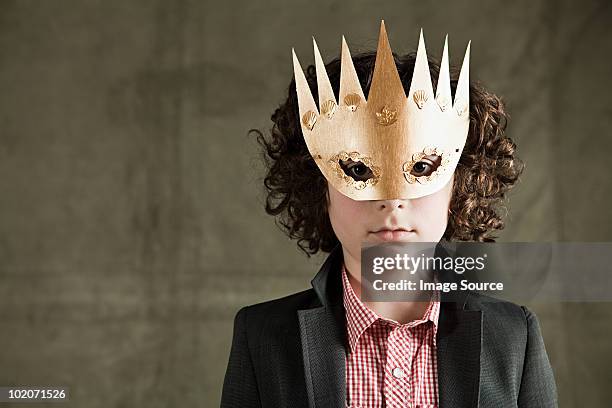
<box><xmin>291</xmin><ymin>20</ymin><xmax>471</xmax><ymax>200</ymax></box>
<box><xmin>402</xmin><ymin>147</ymin><xmax>453</xmax><ymax>184</ymax></box>
<box><xmin>330</xmin><ymin>151</ymin><xmax>382</xmax><ymax>191</ymax></box>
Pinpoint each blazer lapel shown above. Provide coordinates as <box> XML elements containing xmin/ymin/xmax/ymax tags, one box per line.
<box><xmin>435</xmin><ymin>244</ymin><xmax>483</xmax><ymax>407</ymax></box>
<box><xmin>298</xmin><ymin>302</ymin><xmax>346</xmax><ymax>408</ymax></box>
<box><xmin>437</xmin><ymin>300</ymin><xmax>482</xmax><ymax>408</ymax></box>
<box><xmin>298</xmin><ymin>244</ymin><xmax>347</xmax><ymax>408</ymax></box>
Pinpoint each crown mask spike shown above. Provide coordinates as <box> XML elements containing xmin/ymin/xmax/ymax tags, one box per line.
<box><xmin>435</xmin><ymin>35</ymin><xmax>452</xmax><ymax>112</ymax></box>
<box><xmin>454</xmin><ymin>40</ymin><xmax>471</xmax><ymax>117</ymax></box>
<box><xmin>367</xmin><ymin>20</ymin><xmax>406</xmax><ymax>110</ymax></box>
<box><xmin>408</xmin><ymin>28</ymin><xmax>435</xmax><ymax>105</ymax></box>
<box><xmin>339</xmin><ymin>35</ymin><xmax>366</xmax><ymax>108</ymax></box>
<box><xmin>312</xmin><ymin>37</ymin><xmax>338</xmax><ymax>118</ymax></box>
<box><xmin>292</xmin><ymin>48</ymin><xmax>319</xmax><ymax>130</ymax></box>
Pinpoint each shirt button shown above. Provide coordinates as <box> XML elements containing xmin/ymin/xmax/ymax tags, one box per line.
<box><xmin>392</xmin><ymin>367</ymin><xmax>405</xmax><ymax>378</ymax></box>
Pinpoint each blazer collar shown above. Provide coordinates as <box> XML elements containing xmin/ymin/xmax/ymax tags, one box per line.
<box><xmin>310</xmin><ymin>242</ymin><xmax>344</xmax><ymax>308</ymax></box>
<box><xmin>309</xmin><ymin>241</ymin><xmax>472</xmax><ymax>308</ymax></box>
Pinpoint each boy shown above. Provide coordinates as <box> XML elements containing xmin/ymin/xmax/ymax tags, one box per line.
<box><xmin>221</xmin><ymin>21</ymin><xmax>557</xmax><ymax>407</ymax></box>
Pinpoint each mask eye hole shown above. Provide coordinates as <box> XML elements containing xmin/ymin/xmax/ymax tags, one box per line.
<box><xmin>410</xmin><ymin>154</ymin><xmax>442</xmax><ymax>177</ymax></box>
<box><xmin>339</xmin><ymin>159</ymin><xmax>374</xmax><ymax>182</ymax></box>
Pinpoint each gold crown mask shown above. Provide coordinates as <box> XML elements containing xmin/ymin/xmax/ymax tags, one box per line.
<box><xmin>292</xmin><ymin>21</ymin><xmax>471</xmax><ymax>200</ymax></box>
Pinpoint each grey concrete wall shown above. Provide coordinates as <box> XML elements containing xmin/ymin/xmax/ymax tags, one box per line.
<box><xmin>0</xmin><ymin>0</ymin><xmax>611</xmax><ymax>406</ymax></box>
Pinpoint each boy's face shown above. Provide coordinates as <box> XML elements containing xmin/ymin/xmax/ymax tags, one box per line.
<box><xmin>327</xmin><ymin>176</ymin><xmax>453</xmax><ymax>262</ymax></box>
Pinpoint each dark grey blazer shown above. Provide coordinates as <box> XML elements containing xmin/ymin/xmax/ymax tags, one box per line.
<box><xmin>221</xmin><ymin>243</ymin><xmax>558</xmax><ymax>407</ymax></box>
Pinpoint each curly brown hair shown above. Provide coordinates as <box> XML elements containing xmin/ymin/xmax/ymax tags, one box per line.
<box><xmin>251</xmin><ymin>50</ymin><xmax>524</xmax><ymax>257</ymax></box>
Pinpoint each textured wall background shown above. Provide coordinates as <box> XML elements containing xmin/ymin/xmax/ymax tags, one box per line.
<box><xmin>1</xmin><ymin>0</ymin><xmax>611</xmax><ymax>407</ymax></box>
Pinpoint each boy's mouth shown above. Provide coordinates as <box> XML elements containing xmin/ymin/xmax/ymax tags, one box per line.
<box><xmin>369</xmin><ymin>227</ymin><xmax>416</xmax><ymax>241</ymax></box>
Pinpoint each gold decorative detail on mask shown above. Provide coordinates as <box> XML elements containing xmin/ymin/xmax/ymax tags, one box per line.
<box><xmin>344</xmin><ymin>93</ymin><xmax>361</xmax><ymax>112</ymax></box>
<box><xmin>375</xmin><ymin>105</ymin><xmax>397</xmax><ymax>126</ymax></box>
<box><xmin>402</xmin><ymin>147</ymin><xmax>454</xmax><ymax>184</ymax></box>
<box><xmin>302</xmin><ymin>111</ymin><xmax>318</xmax><ymax>130</ymax></box>
<box><xmin>455</xmin><ymin>103</ymin><xmax>467</xmax><ymax>116</ymax></box>
<box><xmin>436</xmin><ymin>95</ymin><xmax>449</xmax><ymax>111</ymax></box>
<box><xmin>329</xmin><ymin>151</ymin><xmax>381</xmax><ymax>190</ymax></box>
<box><xmin>413</xmin><ymin>90</ymin><xmax>428</xmax><ymax>109</ymax></box>
<box><xmin>321</xmin><ymin>100</ymin><xmax>338</xmax><ymax>119</ymax></box>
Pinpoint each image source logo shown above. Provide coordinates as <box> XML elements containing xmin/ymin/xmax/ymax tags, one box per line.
<box><xmin>360</xmin><ymin>242</ymin><xmax>612</xmax><ymax>303</ymax></box>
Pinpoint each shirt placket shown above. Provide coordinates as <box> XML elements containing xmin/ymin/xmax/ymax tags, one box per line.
<box><xmin>383</xmin><ymin>324</ymin><xmax>413</xmax><ymax>408</ymax></box>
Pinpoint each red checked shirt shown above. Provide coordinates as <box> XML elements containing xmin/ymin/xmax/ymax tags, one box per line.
<box><xmin>341</xmin><ymin>263</ymin><xmax>440</xmax><ymax>408</ymax></box>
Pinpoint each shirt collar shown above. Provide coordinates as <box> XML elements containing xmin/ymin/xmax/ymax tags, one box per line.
<box><xmin>341</xmin><ymin>262</ymin><xmax>441</xmax><ymax>353</ymax></box>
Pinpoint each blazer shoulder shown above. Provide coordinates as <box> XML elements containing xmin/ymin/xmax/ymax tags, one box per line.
<box><xmin>232</xmin><ymin>288</ymin><xmax>321</xmax><ymax>346</ymax></box>
<box><xmin>464</xmin><ymin>292</ymin><xmax>554</xmax><ymax>368</ymax></box>
<box><xmin>466</xmin><ymin>291</ymin><xmax>526</xmax><ymax>315</ymax></box>
<box><xmin>465</xmin><ymin>291</ymin><xmax>533</xmax><ymax>334</ymax></box>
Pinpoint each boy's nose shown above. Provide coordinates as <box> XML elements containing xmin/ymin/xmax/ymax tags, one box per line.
<box><xmin>376</xmin><ymin>199</ymin><xmax>406</xmax><ymax>211</ymax></box>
